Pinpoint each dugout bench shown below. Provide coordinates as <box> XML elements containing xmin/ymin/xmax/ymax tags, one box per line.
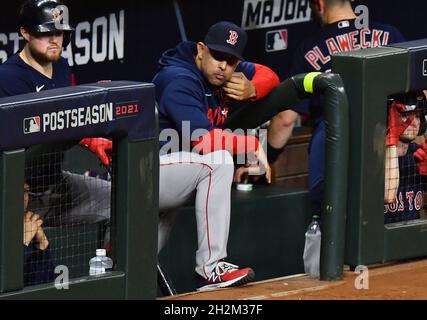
<box><xmin>0</xmin><ymin>81</ymin><xmax>158</xmax><ymax>299</ymax></box>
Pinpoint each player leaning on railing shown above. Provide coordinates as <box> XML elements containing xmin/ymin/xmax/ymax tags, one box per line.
<box><xmin>0</xmin><ymin>0</ymin><xmax>111</xmax><ymax>167</ymax></box>
<box><xmin>0</xmin><ymin>0</ymin><xmax>112</xmax><ymax>220</ymax></box>
<box><xmin>0</xmin><ymin>0</ymin><xmax>112</xmax><ymax>285</ymax></box>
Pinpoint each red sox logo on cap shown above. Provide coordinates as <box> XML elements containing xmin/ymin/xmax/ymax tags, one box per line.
<box><xmin>204</xmin><ymin>22</ymin><xmax>247</xmax><ymax>60</ymax></box>
<box><xmin>226</xmin><ymin>30</ymin><xmax>238</xmax><ymax>45</ymax></box>
<box><xmin>51</xmin><ymin>7</ymin><xmax>61</xmax><ymax>20</ymax></box>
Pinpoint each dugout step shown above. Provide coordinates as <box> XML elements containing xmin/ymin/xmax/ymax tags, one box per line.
<box><xmin>158</xmin><ymin>184</ymin><xmax>312</xmax><ymax>295</ymax></box>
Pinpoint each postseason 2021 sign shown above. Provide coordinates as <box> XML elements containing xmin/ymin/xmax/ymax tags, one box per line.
<box><xmin>0</xmin><ymin>81</ymin><xmax>156</xmax><ymax>150</ymax></box>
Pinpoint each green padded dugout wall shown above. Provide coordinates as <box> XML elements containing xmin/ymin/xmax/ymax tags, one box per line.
<box><xmin>0</xmin><ymin>82</ymin><xmax>159</xmax><ymax>299</ymax></box>
<box><xmin>159</xmin><ymin>186</ymin><xmax>312</xmax><ymax>294</ymax></box>
<box><xmin>332</xmin><ymin>39</ymin><xmax>427</xmax><ymax>267</ymax></box>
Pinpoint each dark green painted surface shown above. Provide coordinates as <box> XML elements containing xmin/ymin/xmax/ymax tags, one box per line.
<box><xmin>158</xmin><ymin>185</ymin><xmax>311</xmax><ymax>294</ymax></box>
<box><xmin>116</xmin><ymin>138</ymin><xmax>159</xmax><ymax>300</ymax></box>
<box><xmin>384</xmin><ymin>220</ymin><xmax>427</xmax><ymax>261</ymax></box>
<box><xmin>0</xmin><ymin>272</ymin><xmax>125</xmax><ymax>300</ymax></box>
<box><xmin>333</xmin><ymin>46</ymin><xmax>427</xmax><ymax>266</ymax></box>
<box><xmin>0</xmin><ymin>137</ymin><xmax>159</xmax><ymax>299</ymax></box>
<box><xmin>0</xmin><ymin>150</ymin><xmax>25</xmax><ymax>293</ymax></box>
<box><xmin>315</xmin><ymin>74</ymin><xmax>349</xmax><ymax>280</ymax></box>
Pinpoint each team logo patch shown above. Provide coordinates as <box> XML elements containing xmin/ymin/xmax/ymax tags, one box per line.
<box><xmin>51</xmin><ymin>7</ymin><xmax>61</xmax><ymax>20</ymax></box>
<box><xmin>23</xmin><ymin>116</ymin><xmax>41</xmax><ymax>134</ymax></box>
<box><xmin>423</xmin><ymin>59</ymin><xmax>427</xmax><ymax>77</ymax></box>
<box><xmin>265</xmin><ymin>29</ymin><xmax>288</xmax><ymax>52</ymax></box>
<box><xmin>226</xmin><ymin>30</ymin><xmax>239</xmax><ymax>45</ymax></box>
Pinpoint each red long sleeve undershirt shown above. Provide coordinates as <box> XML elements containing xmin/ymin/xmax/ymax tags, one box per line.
<box><xmin>191</xmin><ymin>129</ymin><xmax>260</xmax><ymax>155</ymax></box>
<box><xmin>251</xmin><ymin>63</ymin><xmax>280</xmax><ymax>100</ymax></box>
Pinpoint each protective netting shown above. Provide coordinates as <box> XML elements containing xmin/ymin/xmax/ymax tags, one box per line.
<box><xmin>384</xmin><ymin>92</ymin><xmax>427</xmax><ymax>226</ymax></box>
<box><xmin>23</xmin><ymin>142</ymin><xmax>114</xmax><ymax>286</ymax></box>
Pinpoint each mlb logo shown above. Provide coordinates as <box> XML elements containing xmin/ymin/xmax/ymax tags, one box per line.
<box><xmin>266</xmin><ymin>29</ymin><xmax>288</xmax><ymax>52</ymax></box>
<box><xmin>337</xmin><ymin>20</ymin><xmax>350</xmax><ymax>29</ymax></box>
<box><xmin>423</xmin><ymin>59</ymin><xmax>427</xmax><ymax>77</ymax></box>
<box><xmin>23</xmin><ymin>116</ymin><xmax>41</xmax><ymax>134</ymax></box>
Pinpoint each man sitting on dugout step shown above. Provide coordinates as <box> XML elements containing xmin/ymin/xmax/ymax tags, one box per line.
<box><xmin>152</xmin><ymin>21</ymin><xmax>282</xmax><ymax>291</ymax></box>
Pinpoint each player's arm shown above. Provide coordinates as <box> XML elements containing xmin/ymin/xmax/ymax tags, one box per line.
<box><xmin>223</xmin><ymin>62</ymin><xmax>280</xmax><ymax>101</ymax></box>
<box><xmin>268</xmin><ymin>110</ymin><xmax>298</xmax><ymax>149</ymax></box>
<box><xmin>265</xmin><ymin>41</ymin><xmax>312</xmax><ymax>162</ymax></box>
<box><xmin>264</xmin><ymin>51</ymin><xmax>307</xmax><ymax>160</ymax></box>
<box><xmin>414</xmin><ymin>143</ymin><xmax>427</xmax><ymax>177</ymax></box>
<box><xmin>192</xmin><ymin>131</ymin><xmax>271</xmax><ymax>183</ymax></box>
<box><xmin>160</xmin><ymin>77</ymin><xmax>259</xmax><ymax>155</ymax></box>
<box><xmin>191</xmin><ymin>129</ymin><xmax>260</xmax><ymax>155</ymax></box>
<box><xmin>161</xmin><ymin>78</ymin><xmax>270</xmax><ymax>181</ymax></box>
<box><xmin>79</xmin><ymin>138</ymin><xmax>112</xmax><ymax>167</ymax></box>
<box><xmin>248</xmin><ymin>63</ymin><xmax>280</xmax><ymax>100</ymax></box>
<box><xmin>384</xmin><ymin>101</ymin><xmax>413</xmax><ymax>202</ymax></box>
<box><xmin>384</xmin><ymin>145</ymin><xmax>399</xmax><ymax>203</ymax></box>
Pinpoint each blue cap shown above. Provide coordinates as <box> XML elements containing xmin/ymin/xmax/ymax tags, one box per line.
<box><xmin>203</xmin><ymin>21</ymin><xmax>247</xmax><ymax>61</ymax></box>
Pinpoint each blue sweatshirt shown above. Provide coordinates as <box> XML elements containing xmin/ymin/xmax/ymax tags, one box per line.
<box><xmin>153</xmin><ymin>41</ymin><xmax>279</xmax><ymax>154</ymax></box>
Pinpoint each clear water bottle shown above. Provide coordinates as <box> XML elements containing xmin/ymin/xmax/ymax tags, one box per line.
<box><xmin>303</xmin><ymin>215</ymin><xmax>321</xmax><ymax>276</ymax></box>
<box><xmin>89</xmin><ymin>248</ymin><xmax>113</xmax><ymax>276</ymax></box>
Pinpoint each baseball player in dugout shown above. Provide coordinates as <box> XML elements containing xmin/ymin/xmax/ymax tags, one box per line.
<box><xmin>267</xmin><ymin>0</ymin><xmax>405</xmax><ymax>216</ymax></box>
<box><xmin>153</xmin><ymin>21</ymin><xmax>281</xmax><ymax>291</ymax></box>
<box><xmin>23</xmin><ymin>182</ymin><xmax>55</xmax><ymax>286</ymax></box>
<box><xmin>385</xmin><ymin>92</ymin><xmax>427</xmax><ymax>225</ymax></box>
<box><xmin>0</xmin><ymin>0</ymin><xmax>113</xmax><ymax>282</ymax></box>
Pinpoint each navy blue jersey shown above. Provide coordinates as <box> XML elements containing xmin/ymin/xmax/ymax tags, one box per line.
<box><xmin>299</xmin><ymin>19</ymin><xmax>405</xmax><ymax>214</ymax></box>
<box><xmin>291</xmin><ymin>19</ymin><xmax>404</xmax><ymax>74</ymax></box>
<box><xmin>24</xmin><ymin>243</ymin><xmax>55</xmax><ymax>286</ymax></box>
<box><xmin>384</xmin><ymin>143</ymin><xmax>425</xmax><ymax>224</ymax></box>
<box><xmin>0</xmin><ymin>53</ymin><xmax>72</xmax><ymax>193</ymax></box>
<box><xmin>0</xmin><ymin>52</ymin><xmax>71</xmax><ymax>287</ymax></box>
<box><xmin>0</xmin><ymin>53</ymin><xmax>71</xmax><ymax>97</ymax></box>
<box><xmin>291</xmin><ymin>19</ymin><xmax>405</xmax><ymax>117</ymax></box>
